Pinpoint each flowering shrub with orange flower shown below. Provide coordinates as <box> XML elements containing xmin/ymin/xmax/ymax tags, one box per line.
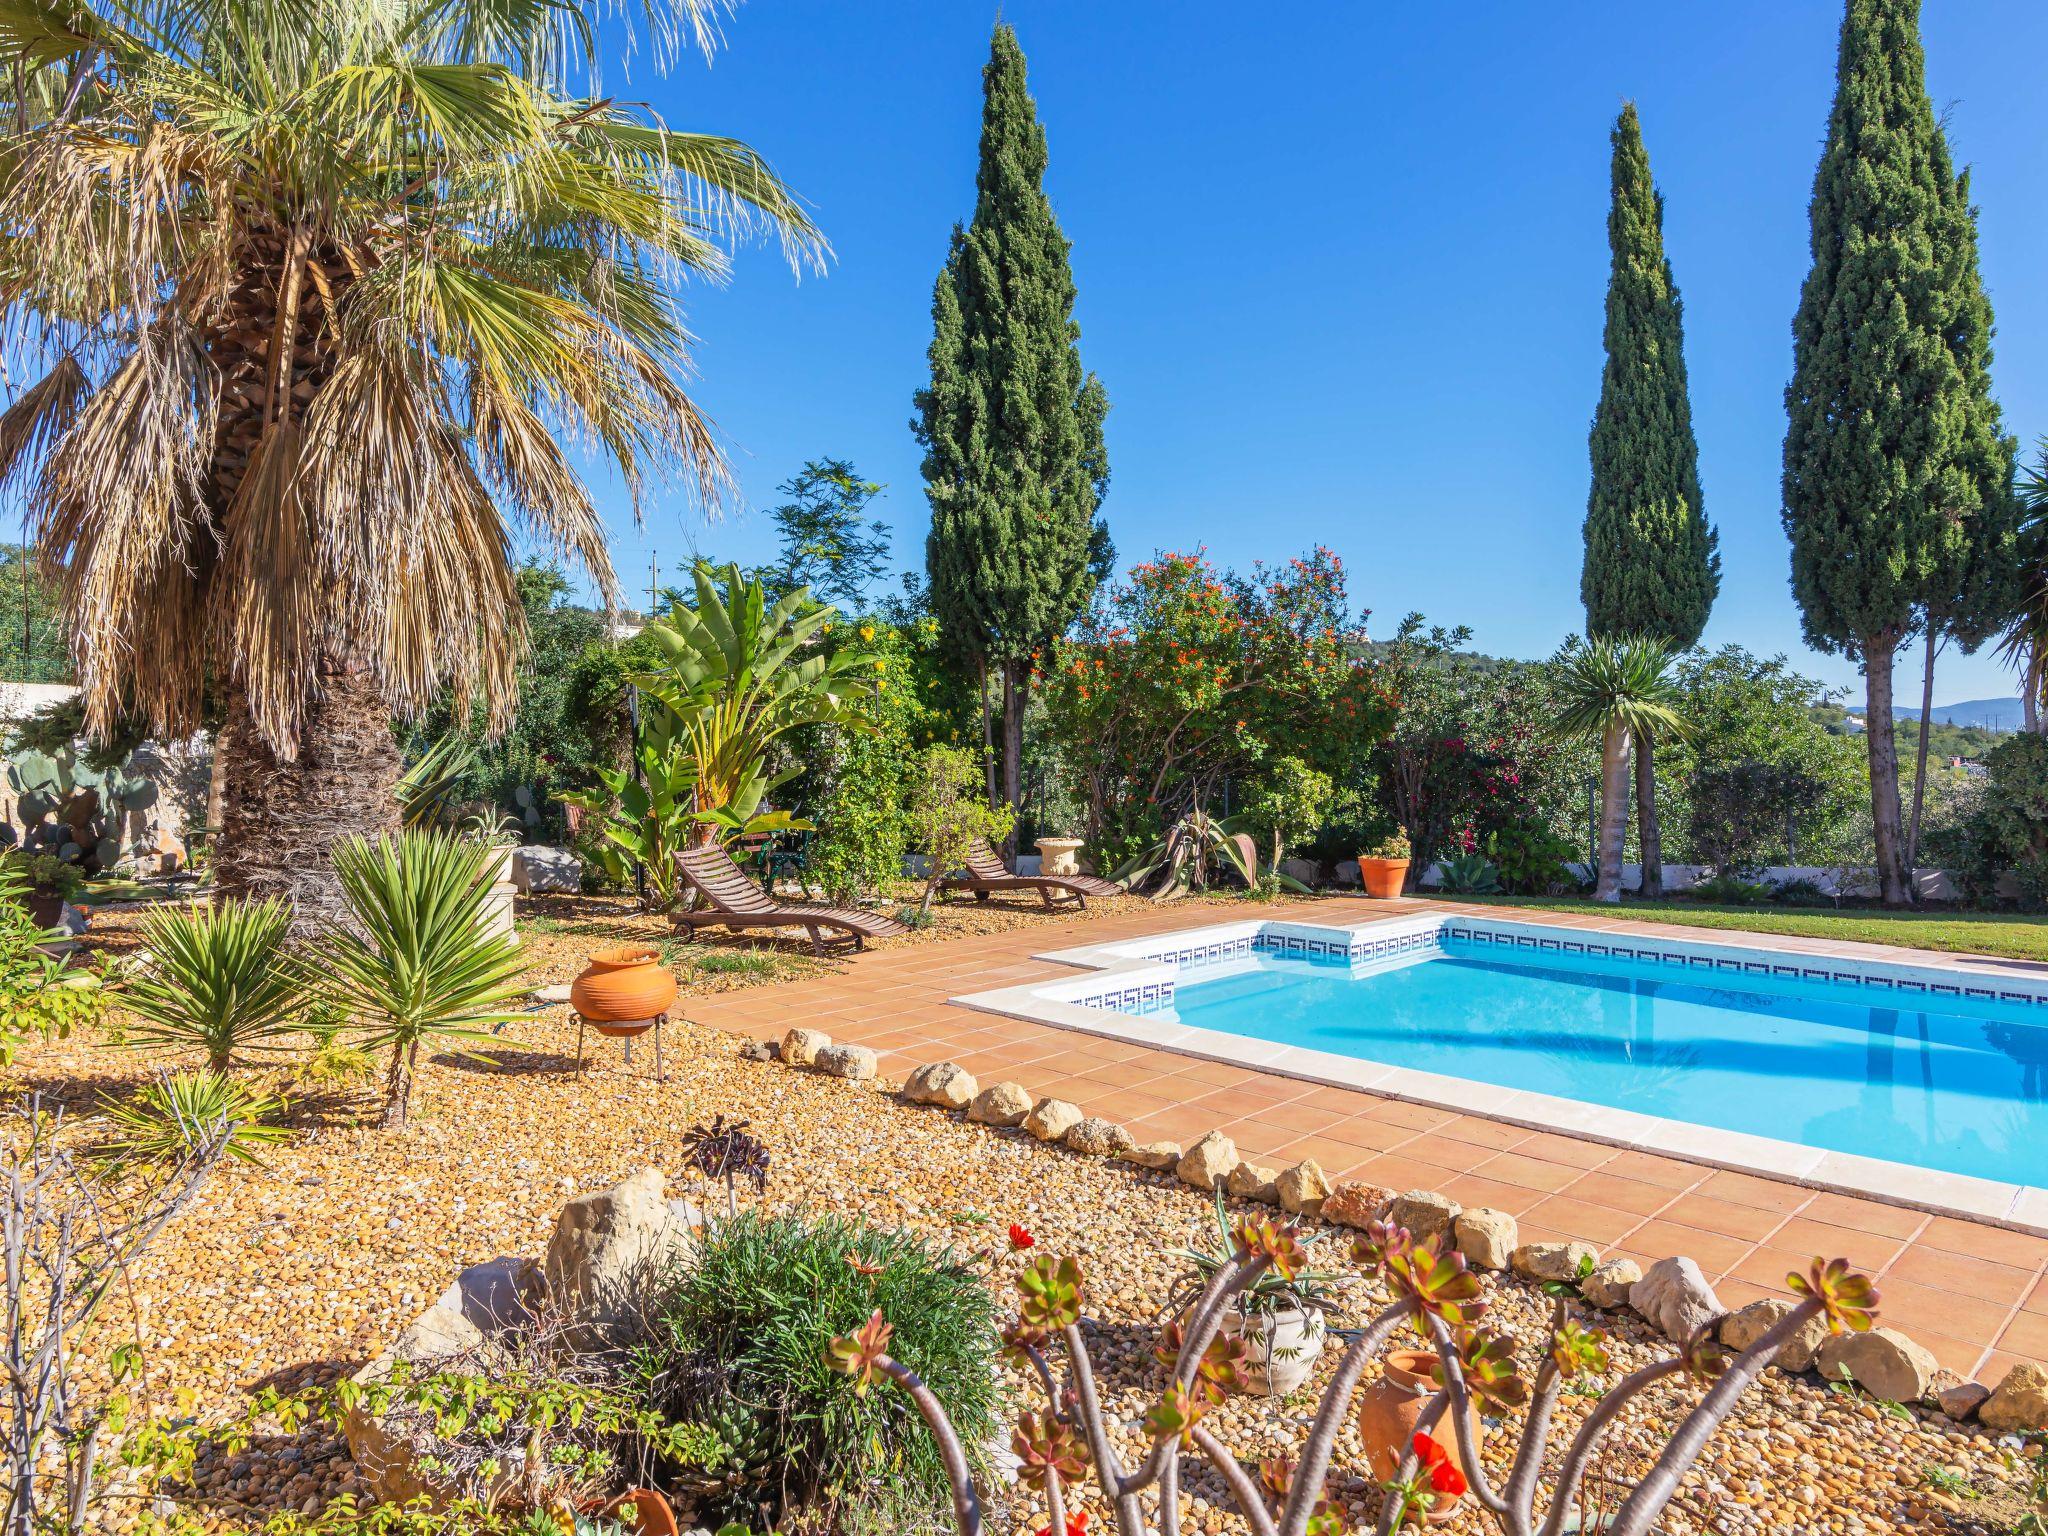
<box><xmin>1040</xmin><ymin>548</ymin><xmax>1393</xmax><ymax>867</ymax></box>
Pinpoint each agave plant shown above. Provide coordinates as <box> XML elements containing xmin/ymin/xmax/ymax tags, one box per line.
<box><xmin>317</xmin><ymin>832</ymin><xmax>530</xmax><ymax>1128</ymax></box>
<box><xmin>1113</xmin><ymin>810</ymin><xmax>1306</xmax><ymax>900</ymax></box>
<box><xmin>98</xmin><ymin>1069</ymin><xmax>292</xmax><ymax>1170</ymax></box>
<box><xmin>1435</xmin><ymin>851</ymin><xmax>1503</xmax><ymax>896</ymax></box>
<box><xmin>119</xmin><ymin>898</ymin><xmax>299</xmax><ymax>1072</ymax></box>
<box><xmin>395</xmin><ymin>736</ymin><xmax>481</xmax><ymax>832</ymax></box>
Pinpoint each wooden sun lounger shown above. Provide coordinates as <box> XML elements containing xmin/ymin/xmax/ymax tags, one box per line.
<box><xmin>937</xmin><ymin>837</ymin><xmax>1124</xmax><ymax>910</ymax></box>
<box><xmin>671</xmin><ymin>843</ymin><xmax>909</xmax><ymax>956</ymax></box>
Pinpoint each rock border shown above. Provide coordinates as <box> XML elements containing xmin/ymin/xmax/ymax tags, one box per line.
<box><xmin>766</xmin><ymin>1029</ymin><xmax>2041</xmax><ymax>1432</ymax></box>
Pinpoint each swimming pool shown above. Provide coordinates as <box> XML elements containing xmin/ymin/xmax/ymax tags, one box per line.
<box><xmin>955</xmin><ymin>914</ymin><xmax>2048</xmax><ymax>1231</ymax></box>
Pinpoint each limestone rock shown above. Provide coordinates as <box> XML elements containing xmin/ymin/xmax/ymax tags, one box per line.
<box><xmin>814</xmin><ymin>1043</ymin><xmax>877</xmax><ymax>1081</ymax></box>
<box><xmin>738</xmin><ymin>1040</ymin><xmax>776</xmax><ymax>1062</ymax></box>
<box><xmin>968</xmin><ymin>1081</ymin><xmax>1034</xmax><ymax>1127</ymax></box>
<box><xmin>1124</xmin><ymin>1140</ymin><xmax>1183</xmax><ymax>1172</ymax></box>
<box><xmin>1980</xmin><ymin>1360</ymin><xmax>2048</xmax><ymax>1434</ymax></box>
<box><xmin>531</xmin><ymin>982</ymin><xmax>572</xmax><ymax>1006</ymax></box>
<box><xmin>1321</xmin><ymin>1181</ymin><xmax>1391</xmax><ymax>1229</ymax></box>
<box><xmin>904</xmin><ymin>1061</ymin><xmax>978</xmax><ymax>1109</ymax></box>
<box><xmin>1814</xmin><ymin>1327</ymin><xmax>1938</xmax><ymax>1406</ymax></box>
<box><xmin>512</xmin><ymin>845</ymin><xmax>582</xmax><ymax>893</ymax></box>
<box><xmin>781</xmin><ymin>1027</ymin><xmax>831</xmax><ymax>1067</ymax></box>
<box><xmin>1275</xmin><ymin>1159</ymin><xmax>1332</xmax><ymax>1218</ymax></box>
<box><xmin>1452</xmin><ymin>1208</ymin><xmax>1517</xmax><ymax>1270</ymax></box>
<box><xmin>1582</xmin><ymin>1257</ymin><xmax>1643</xmax><ymax>1311</ymax></box>
<box><xmin>1511</xmin><ymin>1241</ymin><xmax>1597</xmax><ymax>1284</ymax></box>
<box><xmin>1064</xmin><ymin>1116</ymin><xmax>1134</xmax><ymax>1157</ymax></box>
<box><xmin>1385</xmin><ymin>1189</ymin><xmax>1460</xmax><ymax>1245</ymax></box>
<box><xmin>1629</xmin><ymin>1256</ymin><xmax>1722</xmax><ymax>1342</ymax></box>
<box><xmin>1717</xmin><ymin>1298</ymin><xmax>1830</xmax><ymax>1374</ymax></box>
<box><xmin>1936</xmin><ymin>1381</ymin><xmax>1991</xmax><ymax>1421</ymax></box>
<box><xmin>1226</xmin><ymin>1161</ymin><xmax>1279</xmax><ymax>1203</ymax></box>
<box><xmin>1024</xmin><ymin>1098</ymin><xmax>1083</xmax><ymax>1142</ymax></box>
<box><xmin>1177</xmin><ymin>1132</ymin><xmax>1239</xmax><ymax>1191</ymax></box>
<box><xmin>544</xmin><ymin>1167</ymin><xmax>685</xmax><ymax>1347</ymax></box>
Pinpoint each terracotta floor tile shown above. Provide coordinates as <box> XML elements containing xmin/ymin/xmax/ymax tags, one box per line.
<box><xmin>1294</xmin><ymin>1084</ymin><xmax>1381</xmax><ymax>1114</ymax></box>
<box><xmin>1691</xmin><ymin>1168</ymin><xmax>1814</xmax><ymax>1214</ymax></box>
<box><xmin>1264</xmin><ymin>1134</ymin><xmax>1377</xmax><ymax>1182</ymax></box>
<box><xmin>1917</xmin><ymin>1216</ymin><xmax>2048</xmax><ymax>1270</ymax></box>
<box><xmin>1713</xmin><ymin>1277</ymin><xmax>1777</xmax><ymax>1313</ymax></box>
<box><xmin>1368</xmin><ymin>1099</ymin><xmax>1463</xmax><ymax>1133</ymax></box>
<box><xmin>1881</xmin><ymin>1244</ymin><xmax>2034</xmax><ymax>1305</ymax></box>
<box><xmin>1794</xmin><ymin>1192</ymin><xmax>1928</xmax><ymax>1240</ymax></box>
<box><xmin>1186</xmin><ymin>1084</ymin><xmax>1313</xmax><ymax>1122</ymax></box>
<box><xmin>2023</xmin><ymin>1273</ymin><xmax>2048</xmax><ymax>1316</ymax></box>
<box><xmin>1166</xmin><ymin>1059</ymin><xmax>1272</xmax><ymax>1090</ymax></box>
<box><xmin>1123</xmin><ymin>1106</ymin><xmax>1226</xmax><ymax>1143</ymax></box>
<box><xmin>1911</xmin><ymin>1331</ymin><xmax>1996</xmax><ymax>1378</ymax></box>
<box><xmin>1085</xmin><ymin>1088</ymin><xmax>1189</xmax><ymax>1124</ymax></box>
<box><xmin>1651</xmin><ymin>1192</ymin><xmax>1791</xmax><ymax>1246</ymax></box>
<box><xmin>1598</xmin><ymin>1151</ymin><xmax>1708</xmax><ymax>1192</ymax></box>
<box><xmin>1996</xmin><ymin>1310</ymin><xmax>2048</xmax><ymax>1361</ymax></box>
<box><xmin>1428</xmin><ymin>1116</ymin><xmax>1529</xmax><ymax>1154</ymax></box>
<box><xmin>1560</xmin><ymin>1170</ymin><xmax>1686</xmax><ymax>1219</ymax></box>
<box><xmin>1465</xmin><ymin>1152</ymin><xmax>1584</xmax><ymax>1195</ymax></box>
<box><xmin>1211</xmin><ymin>1119</ymin><xmax>1305</xmax><ymax>1162</ymax></box>
<box><xmin>1510</xmin><ymin>1130</ymin><xmax>1616</xmax><ymax>1170</ymax></box>
<box><xmin>1353</xmin><ymin>1153</ymin><xmax>1478</xmax><ymax>1193</ymax></box>
<box><xmin>1621</xmin><ymin>1219</ymin><xmax>1756</xmax><ymax>1277</ymax></box>
<box><xmin>1975</xmin><ymin>1349</ymin><xmax>2024</xmax><ymax>1385</ymax></box>
<box><xmin>1317</xmin><ymin>1115</ymin><xmax>1421</xmax><ymax>1154</ymax></box>
<box><xmin>1518</xmin><ymin>1195</ymin><xmax>1647</xmax><ymax>1249</ymax></box>
<box><xmin>1762</xmin><ymin>1216</ymin><xmax>1909</xmax><ymax>1273</ymax></box>
<box><xmin>1433</xmin><ymin>1173</ymin><xmax>1548</xmax><ymax>1218</ymax></box>
<box><xmin>1846</xmin><ymin>1275</ymin><xmax>2018</xmax><ymax>1350</ymax></box>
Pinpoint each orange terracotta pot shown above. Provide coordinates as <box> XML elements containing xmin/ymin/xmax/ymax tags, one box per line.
<box><xmin>569</xmin><ymin>945</ymin><xmax>678</xmax><ymax>1029</ymax></box>
<box><xmin>1354</xmin><ymin>1348</ymin><xmax>1478</xmax><ymax>1526</ymax></box>
<box><xmin>601</xmin><ymin>1488</ymin><xmax>679</xmax><ymax>1536</ymax></box>
<box><xmin>1358</xmin><ymin>855</ymin><xmax>1411</xmax><ymax>899</ymax></box>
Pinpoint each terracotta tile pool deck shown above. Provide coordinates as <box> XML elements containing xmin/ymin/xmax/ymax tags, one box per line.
<box><xmin>686</xmin><ymin>895</ymin><xmax>2048</xmax><ymax>1383</ymax></box>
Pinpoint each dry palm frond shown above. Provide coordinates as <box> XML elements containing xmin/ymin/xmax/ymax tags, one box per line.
<box><xmin>0</xmin><ymin>0</ymin><xmax>823</xmax><ymax>755</ymax></box>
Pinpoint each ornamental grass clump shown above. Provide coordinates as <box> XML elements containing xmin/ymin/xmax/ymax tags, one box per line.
<box><xmin>827</xmin><ymin>1214</ymin><xmax>1881</xmax><ymax>1536</ymax></box>
<box><xmin>648</xmin><ymin>1210</ymin><xmax>1000</xmax><ymax>1533</ymax></box>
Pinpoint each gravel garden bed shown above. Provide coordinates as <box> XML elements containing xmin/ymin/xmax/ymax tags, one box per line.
<box><xmin>22</xmin><ymin>897</ymin><xmax>2040</xmax><ymax>1534</ymax></box>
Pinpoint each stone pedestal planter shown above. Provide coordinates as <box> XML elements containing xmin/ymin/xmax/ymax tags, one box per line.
<box><xmin>1035</xmin><ymin>837</ymin><xmax>1084</xmax><ymax>877</ymax></box>
<box><xmin>478</xmin><ymin>844</ymin><xmax>519</xmax><ymax>945</ymax></box>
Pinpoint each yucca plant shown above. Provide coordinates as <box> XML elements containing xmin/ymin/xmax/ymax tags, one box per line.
<box><xmin>319</xmin><ymin>832</ymin><xmax>530</xmax><ymax>1128</ymax></box>
<box><xmin>98</xmin><ymin>1069</ymin><xmax>292</xmax><ymax>1170</ymax></box>
<box><xmin>0</xmin><ymin>0</ymin><xmax>824</xmax><ymax>920</ymax></box>
<box><xmin>119</xmin><ymin>898</ymin><xmax>299</xmax><ymax>1072</ymax></box>
<box><xmin>1550</xmin><ymin>636</ymin><xmax>1689</xmax><ymax>903</ymax></box>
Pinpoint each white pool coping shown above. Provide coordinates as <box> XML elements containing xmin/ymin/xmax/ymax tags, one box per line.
<box><xmin>949</xmin><ymin>912</ymin><xmax>2048</xmax><ymax>1237</ymax></box>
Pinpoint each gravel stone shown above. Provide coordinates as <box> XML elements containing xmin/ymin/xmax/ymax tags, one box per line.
<box><xmin>1582</xmin><ymin>1257</ymin><xmax>1642</xmax><ymax>1311</ymax></box>
<box><xmin>1936</xmin><ymin>1381</ymin><xmax>1991</xmax><ymax>1421</ymax></box>
<box><xmin>1176</xmin><ymin>1132</ymin><xmax>1238</xmax><ymax>1191</ymax></box>
<box><xmin>1063</xmin><ymin>1117</ymin><xmax>1134</xmax><ymax>1157</ymax></box>
<box><xmin>1023</xmin><ymin>1098</ymin><xmax>1083</xmax><ymax>1141</ymax></box>
<box><xmin>1630</xmin><ymin>1255</ymin><xmax>1722</xmax><ymax>1341</ymax></box>
<box><xmin>1123</xmin><ymin>1140</ymin><xmax>1182</xmax><ymax>1172</ymax></box>
<box><xmin>1980</xmin><ymin>1360</ymin><xmax>2048</xmax><ymax>1434</ymax></box>
<box><xmin>904</xmin><ymin>1061</ymin><xmax>978</xmax><ymax>1109</ymax></box>
<box><xmin>1320</xmin><ymin>1181</ymin><xmax>1390</xmax><ymax>1229</ymax></box>
<box><xmin>1512</xmin><ymin>1240</ymin><xmax>1597</xmax><ymax>1283</ymax></box>
<box><xmin>1452</xmin><ymin>1208</ymin><xmax>1517</xmax><ymax>1270</ymax></box>
<box><xmin>812</xmin><ymin>1043</ymin><xmax>877</xmax><ymax>1081</ymax></box>
<box><xmin>1718</xmin><ymin>1298</ymin><xmax>1830</xmax><ymax>1374</ymax></box>
<box><xmin>1815</xmin><ymin>1327</ymin><xmax>1938</xmax><ymax>1405</ymax></box>
<box><xmin>967</xmin><ymin>1081</ymin><xmax>1034</xmax><ymax>1126</ymax></box>
<box><xmin>1275</xmin><ymin>1159</ymin><xmax>1332</xmax><ymax>1217</ymax></box>
<box><xmin>780</xmin><ymin>1027</ymin><xmax>831</xmax><ymax>1066</ymax></box>
<box><xmin>1225</xmin><ymin>1162</ymin><xmax>1279</xmax><ymax>1203</ymax></box>
<box><xmin>1385</xmin><ymin>1189</ymin><xmax>1459</xmax><ymax>1244</ymax></box>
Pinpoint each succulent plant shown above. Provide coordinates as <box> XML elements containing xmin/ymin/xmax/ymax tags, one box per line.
<box><xmin>4</xmin><ymin>746</ymin><xmax>156</xmax><ymax>871</ymax></box>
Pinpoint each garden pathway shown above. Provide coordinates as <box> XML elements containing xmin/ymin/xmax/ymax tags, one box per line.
<box><xmin>685</xmin><ymin>895</ymin><xmax>2048</xmax><ymax>1383</ymax></box>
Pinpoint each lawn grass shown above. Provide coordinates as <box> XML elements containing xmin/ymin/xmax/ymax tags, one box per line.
<box><xmin>1453</xmin><ymin>894</ymin><xmax>2048</xmax><ymax>964</ymax></box>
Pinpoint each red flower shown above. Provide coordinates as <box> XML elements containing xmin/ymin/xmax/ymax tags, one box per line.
<box><xmin>1412</xmin><ymin>1432</ymin><xmax>1466</xmax><ymax>1498</ymax></box>
<box><xmin>1009</xmin><ymin>1223</ymin><xmax>1036</xmax><ymax>1252</ymax></box>
<box><xmin>1034</xmin><ymin>1514</ymin><xmax>1087</xmax><ymax>1536</ymax></box>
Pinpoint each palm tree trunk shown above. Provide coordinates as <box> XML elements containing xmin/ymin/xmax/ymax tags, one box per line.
<box><xmin>1635</xmin><ymin>734</ymin><xmax>1662</xmax><ymax>900</ymax></box>
<box><xmin>1905</xmin><ymin>624</ymin><xmax>1939</xmax><ymax>874</ymax></box>
<box><xmin>1594</xmin><ymin>723</ymin><xmax>1632</xmax><ymax>903</ymax></box>
<box><xmin>1862</xmin><ymin>634</ymin><xmax>1910</xmax><ymax>908</ymax></box>
<box><xmin>2026</xmin><ymin>646</ymin><xmax>2042</xmax><ymax>734</ymax></box>
<box><xmin>212</xmin><ymin>652</ymin><xmax>402</xmax><ymax>933</ymax></box>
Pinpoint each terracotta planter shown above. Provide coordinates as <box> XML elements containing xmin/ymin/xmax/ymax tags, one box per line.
<box><xmin>23</xmin><ymin>890</ymin><xmax>63</xmax><ymax>930</ymax></box>
<box><xmin>1224</xmin><ymin>1305</ymin><xmax>1326</xmax><ymax>1398</ymax></box>
<box><xmin>570</xmin><ymin>945</ymin><xmax>679</xmax><ymax>1029</ymax></box>
<box><xmin>1358</xmin><ymin>855</ymin><xmax>1411</xmax><ymax>899</ymax></box>
<box><xmin>1355</xmin><ymin>1349</ymin><xmax>1478</xmax><ymax>1525</ymax></box>
<box><xmin>601</xmin><ymin>1488</ymin><xmax>679</xmax><ymax>1536</ymax></box>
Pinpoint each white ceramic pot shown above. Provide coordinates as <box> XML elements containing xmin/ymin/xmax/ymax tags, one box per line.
<box><xmin>1036</xmin><ymin>837</ymin><xmax>1085</xmax><ymax>877</ymax></box>
<box><xmin>1225</xmin><ymin>1305</ymin><xmax>1326</xmax><ymax>1398</ymax></box>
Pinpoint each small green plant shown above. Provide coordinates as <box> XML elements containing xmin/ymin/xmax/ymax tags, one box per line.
<box><xmin>1481</xmin><ymin>818</ymin><xmax>1577</xmax><ymax>894</ymax></box>
<box><xmin>1435</xmin><ymin>851</ymin><xmax>1503</xmax><ymax>895</ymax></box>
<box><xmin>318</xmin><ymin>832</ymin><xmax>530</xmax><ymax>1128</ymax></box>
<box><xmin>98</xmin><ymin>1069</ymin><xmax>292</xmax><ymax>1169</ymax></box>
<box><xmin>118</xmin><ymin>897</ymin><xmax>299</xmax><ymax>1071</ymax></box>
<box><xmin>299</xmin><ymin>1001</ymin><xmax>377</xmax><ymax>1084</ymax></box>
<box><xmin>1770</xmin><ymin>876</ymin><xmax>1834</xmax><ymax>907</ymax></box>
<box><xmin>1540</xmin><ymin>1250</ymin><xmax>1599</xmax><ymax>1299</ymax></box>
<box><xmin>910</xmin><ymin>746</ymin><xmax>1017</xmax><ymax>914</ymax></box>
<box><xmin>1361</xmin><ymin>827</ymin><xmax>1411</xmax><ymax>861</ymax></box>
<box><xmin>1688</xmin><ymin>871</ymin><xmax>1777</xmax><ymax>905</ymax></box>
<box><xmin>0</xmin><ymin>859</ymin><xmax>102</xmax><ymax>1061</ymax></box>
<box><xmin>1916</xmin><ymin>1463</ymin><xmax>1980</xmax><ymax>1501</ymax></box>
<box><xmin>649</xmin><ymin>1209</ymin><xmax>1000</xmax><ymax>1528</ymax></box>
<box><xmin>1167</xmin><ymin>1185</ymin><xmax>1340</xmax><ymax>1323</ymax></box>
<box><xmin>893</xmin><ymin>902</ymin><xmax>937</xmax><ymax>929</ymax></box>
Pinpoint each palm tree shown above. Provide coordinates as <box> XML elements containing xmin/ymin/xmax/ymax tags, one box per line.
<box><xmin>0</xmin><ymin>0</ymin><xmax>823</xmax><ymax>925</ymax></box>
<box><xmin>1998</xmin><ymin>443</ymin><xmax>2048</xmax><ymax>734</ymax></box>
<box><xmin>1552</xmin><ymin>636</ymin><xmax>1688</xmax><ymax>903</ymax></box>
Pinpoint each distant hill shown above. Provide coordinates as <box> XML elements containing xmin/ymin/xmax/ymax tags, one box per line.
<box><xmin>1893</xmin><ymin>696</ymin><xmax>2024</xmax><ymax>731</ymax></box>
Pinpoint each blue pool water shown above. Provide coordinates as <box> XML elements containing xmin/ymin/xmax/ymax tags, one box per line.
<box><xmin>1155</xmin><ymin>942</ymin><xmax>2048</xmax><ymax>1187</ymax></box>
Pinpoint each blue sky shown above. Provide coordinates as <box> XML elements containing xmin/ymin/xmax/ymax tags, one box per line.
<box><xmin>586</xmin><ymin>0</ymin><xmax>2048</xmax><ymax>708</ymax></box>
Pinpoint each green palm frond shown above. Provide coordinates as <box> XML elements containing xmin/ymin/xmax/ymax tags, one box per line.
<box><xmin>97</xmin><ymin>1068</ymin><xmax>293</xmax><ymax>1171</ymax></box>
<box><xmin>118</xmin><ymin>897</ymin><xmax>300</xmax><ymax>1071</ymax></box>
<box><xmin>1550</xmin><ymin>635</ymin><xmax>1691</xmax><ymax>745</ymax></box>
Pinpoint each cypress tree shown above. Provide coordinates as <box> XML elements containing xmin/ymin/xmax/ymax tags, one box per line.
<box><xmin>1581</xmin><ymin>102</ymin><xmax>1717</xmax><ymax>898</ymax></box>
<box><xmin>915</xmin><ymin>24</ymin><xmax>1109</xmax><ymax>828</ymax></box>
<box><xmin>1783</xmin><ymin>0</ymin><xmax>2015</xmax><ymax>906</ymax></box>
